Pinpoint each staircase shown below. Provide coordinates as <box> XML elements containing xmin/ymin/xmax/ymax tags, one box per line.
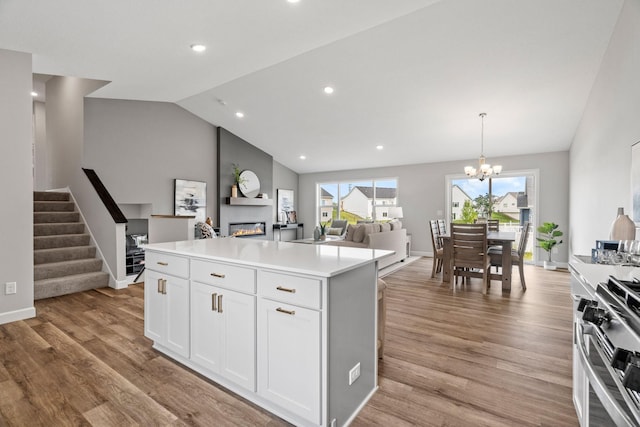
<box><xmin>33</xmin><ymin>191</ymin><xmax>109</xmax><ymax>299</ymax></box>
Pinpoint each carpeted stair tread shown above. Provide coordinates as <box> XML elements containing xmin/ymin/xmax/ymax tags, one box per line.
<box><xmin>34</xmin><ymin>246</ymin><xmax>97</xmax><ymax>265</ymax></box>
<box><xmin>34</xmin><ymin>212</ymin><xmax>80</xmax><ymax>224</ymax></box>
<box><xmin>33</xmin><ymin>191</ymin><xmax>70</xmax><ymax>202</ymax></box>
<box><xmin>34</xmin><ymin>201</ymin><xmax>75</xmax><ymax>212</ymax></box>
<box><xmin>34</xmin><ymin>234</ymin><xmax>90</xmax><ymax>250</ymax></box>
<box><xmin>34</xmin><ymin>222</ymin><xmax>85</xmax><ymax>236</ymax></box>
<box><xmin>34</xmin><ymin>271</ymin><xmax>109</xmax><ymax>300</ymax></box>
<box><xmin>34</xmin><ymin>258</ymin><xmax>103</xmax><ymax>281</ymax></box>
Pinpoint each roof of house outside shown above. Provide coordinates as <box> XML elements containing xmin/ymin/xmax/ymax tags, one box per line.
<box><xmin>321</xmin><ymin>188</ymin><xmax>333</xmax><ymax>198</ymax></box>
<box><xmin>352</xmin><ymin>186</ymin><xmax>396</xmax><ymax>199</ymax></box>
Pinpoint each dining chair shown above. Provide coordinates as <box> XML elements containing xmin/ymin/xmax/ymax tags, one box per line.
<box><xmin>450</xmin><ymin>223</ymin><xmax>491</xmax><ymax>294</ymax></box>
<box><xmin>429</xmin><ymin>220</ymin><xmax>444</xmax><ymax>278</ymax></box>
<box><xmin>437</xmin><ymin>219</ymin><xmax>447</xmax><ymax>237</ymax></box>
<box><xmin>488</xmin><ymin>222</ymin><xmax>531</xmax><ymax>291</ymax></box>
<box><xmin>487</xmin><ymin>219</ymin><xmax>499</xmax><ymax>232</ymax></box>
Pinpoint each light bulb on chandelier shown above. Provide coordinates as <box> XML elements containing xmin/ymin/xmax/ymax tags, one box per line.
<box><xmin>464</xmin><ymin>113</ymin><xmax>502</xmax><ymax>181</ymax></box>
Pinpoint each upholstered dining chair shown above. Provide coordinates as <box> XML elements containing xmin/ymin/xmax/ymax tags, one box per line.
<box><xmin>450</xmin><ymin>223</ymin><xmax>491</xmax><ymax>294</ymax></box>
<box><xmin>429</xmin><ymin>220</ymin><xmax>444</xmax><ymax>278</ymax></box>
<box><xmin>489</xmin><ymin>222</ymin><xmax>531</xmax><ymax>291</ymax></box>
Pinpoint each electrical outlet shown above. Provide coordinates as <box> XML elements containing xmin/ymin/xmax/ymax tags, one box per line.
<box><xmin>348</xmin><ymin>362</ymin><xmax>360</xmax><ymax>385</ymax></box>
<box><xmin>5</xmin><ymin>282</ymin><xmax>16</xmax><ymax>295</ymax></box>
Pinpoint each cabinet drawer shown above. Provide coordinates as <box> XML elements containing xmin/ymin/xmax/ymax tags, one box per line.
<box><xmin>145</xmin><ymin>251</ymin><xmax>189</xmax><ymax>278</ymax></box>
<box><xmin>191</xmin><ymin>259</ymin><xmax>256</xmax><ymax>294</ymax></box>
<box><xmin>258</xmin><ymin>271</ymin><xmax>322</xmax><ymax>310</ymax></box>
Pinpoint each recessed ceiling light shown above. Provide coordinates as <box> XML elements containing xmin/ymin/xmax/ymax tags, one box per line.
<box><xmin>190</xmin><ymin>44</ymin><xmax>206</xmax><ymax>53</ymax></box>
<box><xmin>30</xmin><ymin>91</ymin><xmax>38</xmax><ymax>97</ymax></box>
<box><xmin>235</xmin><ymin>111</ymin><xmax>244</xmax><ymax>118</ymax></box>
<box><xmin>287</xmin><ymin>0</ymin><xmax>300</xmax><ymax>3</ymax></box>
<box><xmin>376</xmin><ymin>145</ymin><xmax>384</xmax><ymax>150</ymax></box>
<box><xmin>323</xmin><ymin>86</ymin><xmax>334</xmax><ymax>94</ymax></box>
<box><xmin>299</xmin><ymin>155</ymin><xmax>306</xmax><ymax>160</ymax></box>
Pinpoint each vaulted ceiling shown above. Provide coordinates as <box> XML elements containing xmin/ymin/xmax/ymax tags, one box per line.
<box><xmin>0</xmin><ymin>0</ymin><xmax>624</xmax><ymax>173</ymax></box>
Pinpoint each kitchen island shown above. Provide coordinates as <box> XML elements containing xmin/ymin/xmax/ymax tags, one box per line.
<box><xmin>143</xmin><ymin>238</ymin><xmax>393</xmax><ymax>427</ymax></box>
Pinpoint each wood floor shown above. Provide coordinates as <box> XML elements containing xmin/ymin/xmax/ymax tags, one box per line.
<box><xmin>0</xmin><ymin>257</ymin><xmax>578</xmax><ymax>426</ymax></box>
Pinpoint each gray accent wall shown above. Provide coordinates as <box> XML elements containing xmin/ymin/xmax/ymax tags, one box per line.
<box><xmin>217</xmin><ymin>127</ymin><xmax>274</xmax><ymax>239</ymax></box>
<box><xmin>0</xmin><ymin>49</ymin><xmax>35</xmax><ymax>324</ymax></box>
<box><xmin>570</xmin><ymin>0</ymin><xmax>640</xmax><ymax>257</ymax></box>
<box><xmin>299</xmin><ymin>151</ymin><xmax>570</xmax><ymax>264</ymax></box>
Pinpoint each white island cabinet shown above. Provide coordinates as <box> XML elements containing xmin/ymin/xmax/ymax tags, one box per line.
<box><xmin>143</xmin><ymin>238</ymin><xmax>392</xmax><ymax>427</ymax></box>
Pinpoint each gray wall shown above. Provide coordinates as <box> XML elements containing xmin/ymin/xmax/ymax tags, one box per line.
<box><xmin>217</xmin><ymin>127</ymin><xmax>274</xmax><ymax>238</ymax></box>
<box><xmin>0</xmin><ymin>49</ymin><xmax>35</xmax><ymax>323</ymax></box>
<box><xmin>299</xmin><ymin>151</ymin><xmax>570</xmax><ymax>263</ymax></box>
<box><xmin>570</xmin><ymin>0</ymin><xmax>640</xmax><ymax>256</ymax></box>
<box><xmin>46</xmin><ymin>76</ymin><xmax>107</xmax><ymax>190</ymax></box>
<box><xmin>84</xmin><ymin>99</ymin><xmax>217</xmax><ymax>221</ymax></box>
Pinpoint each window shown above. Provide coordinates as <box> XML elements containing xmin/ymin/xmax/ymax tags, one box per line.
<box><xmin>317</xmin><ymin>178</ymin><xmax>398</xmax><ymax>224</ymax></box>
<box><xmin>446</xmin><ymin>171</ymin><xmax>538</xmax><ymax>263</ymax></box>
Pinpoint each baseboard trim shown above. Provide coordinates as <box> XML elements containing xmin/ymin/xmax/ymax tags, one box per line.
<box><xmin>112</xmin><ymin>278</ymin><xmax>130</xmax><ymax>290</ymax></box>
<box><xmin>0</xmin><ymin>306</ymin><xmax>36</xmax><ymax>325</ymax></box>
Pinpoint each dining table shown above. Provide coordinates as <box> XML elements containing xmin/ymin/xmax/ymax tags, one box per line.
<box><xmin>440</xmin><ymin>231</ymin><xmax>516</xmax><ymax>291</ymax></box>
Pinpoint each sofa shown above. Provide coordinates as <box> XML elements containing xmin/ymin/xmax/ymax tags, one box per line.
<box><xmin>325</xmin><ymin>220</ymin><xmax>407</xmax><ymax>269</ymax></box>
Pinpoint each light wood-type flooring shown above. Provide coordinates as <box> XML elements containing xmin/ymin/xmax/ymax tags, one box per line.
<box><xmin>0</xmin><ymin>257</ymin><xmax>578</xmax><ymax>426</ymax></box>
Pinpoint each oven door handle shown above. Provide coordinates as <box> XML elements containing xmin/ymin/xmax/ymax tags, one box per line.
<box><xmin>576</xmin><ymin>321</ymin><xmax>640</xmax><ymax>427</ymax></box>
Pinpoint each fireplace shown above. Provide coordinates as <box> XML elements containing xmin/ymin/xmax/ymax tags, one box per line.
<box><xmin>229</xmin><ymin>222</ymin><xmax>266</xmax><ymax>238</ymax></box>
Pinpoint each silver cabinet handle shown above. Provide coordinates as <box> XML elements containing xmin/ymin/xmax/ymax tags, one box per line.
<box><xmin>211</xmin><ymin>293</ymin><xmax>217</xmax><ymax>311</ymax></box>
<box><xmin>210</xmin><ymin>273</ymin><xmax>226</xmax><ymax>278</ymax></box>
<box><xmin>276</xmin><ymin>286</ymin><xmax>296</xmax><ymax>293</ymax></box>
<box><xmin>218</xmin><ymin>294</ymin><xmax>223</xmax><ymax>313</ymax></box>
<box><xmin>162</xmin><ymin>279</ymin><xmax>167</xmax><ymax>294</ymax></box>
<box><xmin>157</xmin><ymin>261</ymin><xmax>168</xmax><ymax>266</ymax></box>
<box><xmin>157</xmin><ymin>278</ymin><xmax>163</xmax><ymax>293</ymax></box>
<box><xmin>276</xmin><ymin>307</ymin><xmax>295</xmax><ymax>315</ymax></box>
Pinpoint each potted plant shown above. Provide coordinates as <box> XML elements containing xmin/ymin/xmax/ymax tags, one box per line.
<box><xmin>536</xmin><ymin>222</ymin><xmax>563</xmax><ymax>270</ymax></box>
<box><xmin>231</xmin><ymin>163</ymin><xmax>246</xmax><ymax>197</ymax></box>
<box><xmin>318</xmin><ymin>221</ymin><xmax>330</xmax><ymax>240</ymax></box>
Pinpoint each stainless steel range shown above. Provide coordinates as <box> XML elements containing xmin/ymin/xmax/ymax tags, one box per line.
<box><xmin>576</xmin><ymin>276</ymin><xmax>640</xmax><ymax>426</ymax></box>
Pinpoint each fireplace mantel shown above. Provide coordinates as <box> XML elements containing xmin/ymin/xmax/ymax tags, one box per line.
<box><xmin>226</xmin><ymin>197</ymin><xmax>273</xmax><ymax>206</ymax></box>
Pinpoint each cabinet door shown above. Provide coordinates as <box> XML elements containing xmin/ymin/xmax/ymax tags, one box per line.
<box><xmin>191</xmin><ymin>281</ymin><xmax>222</xmax><ymax>374</ymax></box>
<box><xmin>191</xmin><ymin>282</ymin><xmax>256</xmax><ymax>391</ymax></box>
<box><xmin>144</xmin><ymin>270</ymin><xmax>165</xmax><ymax>343</ymax></box>
<box><xmin>257</xmin><ymin>299</ymin><xmax>321</xmax><ymax>424</ymax></box>
<box><xmin>164</xmin><ymin>274</ymin><xmax>190</xmax><ymax>358</ymax></box>
<box><xmin>219</xmin><ymin>289</ymin><xmax>256</xmax><ymax>391</ymax></box>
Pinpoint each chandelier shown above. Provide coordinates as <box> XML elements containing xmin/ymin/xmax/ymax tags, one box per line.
<box><xmin>464</xmin><ymin>113</ymin><xmax>502</xmax><ymax>181</ymax></box>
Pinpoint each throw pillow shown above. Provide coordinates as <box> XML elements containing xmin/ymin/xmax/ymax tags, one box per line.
<box><xmin>327</xmin><ymin>227</ymin><xmax>343</xmax><ymax>236</ymax></box>
<box><xmin>361</xmin><ymin>223</ymin><xmax>377</xmax><ymax>245</ymax></box>
<box><xmin>380</xmin><ymin>222</ymin><xmax>391</xmax><ymax>232</ymax></box>
<box><xmin>352</xmin><ymin>224</ymin><xmax>366</xmax><ymax>243</ymax></box>
<box><xmin>390</xmin><ymin>220</ymin><xmax>403</xmax><ymax>231</ymax></box>
<box><xmin>345</xmin><ymin>224</ymin><xmax>357</xmax><ymax>241</ymax></box>
<box><xmin>196</xmin><ymin>222</ymin><xmax>216</xmax><ymax>239</ymax></box>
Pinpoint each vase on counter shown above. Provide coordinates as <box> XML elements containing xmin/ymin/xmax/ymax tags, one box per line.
<box><xmin>231</xmin><ymin>184</ymin><xmax>238</xmax><ymax>198</ymax></box>
<box><xmin>313</xmin><ymin>226</ymin><xmax>321</xmax><ymax>241</ymax></box>
<box><xmin>610</xmin><ymin>207</ymin><xmax>636</xmax><ymax>240</ymax></box>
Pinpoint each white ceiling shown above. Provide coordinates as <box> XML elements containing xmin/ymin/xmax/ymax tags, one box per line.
<box><xmin>0</xmin><ymin>0</ymin><xmax>624</xmax><ymax>173</ymax></box>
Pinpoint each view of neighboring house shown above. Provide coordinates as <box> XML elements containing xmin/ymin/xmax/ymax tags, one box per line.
<box><xmin>451</xmin><ymin>184</ymin><xmax>472</xmax><ymax>220</ymax></box>
<box><xmin>341</xmin><ymin>186</ymin><xmax>397</xmax><ymax>220</ymax></box>
<box><xmin>320</xmin><ymin>188</ymin><xmax>334</xmax><ymax>221</ymax></box>
<box><xmin>492</xmin><ymin>192</ymin><xmax>520</xmax><ymax>220</ymax></box>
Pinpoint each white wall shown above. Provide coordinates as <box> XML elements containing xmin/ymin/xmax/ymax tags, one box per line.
<box><xmin>84</xmin><ymin>99</ymin><xmax>217</xmax><ymax>220</ymax></box>
<box><xmin>33</xmin><ymin>101</ymin><xmax>47</xmax><ymax>190</ymax></box>
<box><xmin>570</xmin><ymin>0</ymin><xmax>640</xmax><ymax>256</ymax></box>
<box><xmin>0</xmin><ymin>49</ymin><xmax>35</xmax><ymax>324</ymax></box>
<box><xmin>299</xmin><ymin>151</ymin><xmax>570</xmax><ymax>262</ymax></box>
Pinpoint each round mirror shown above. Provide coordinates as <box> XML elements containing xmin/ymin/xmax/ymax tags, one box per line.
<box><xmin>239</xmin><ymin>170</ymin><xmax>260</xmax><ymax>198</ymax></box>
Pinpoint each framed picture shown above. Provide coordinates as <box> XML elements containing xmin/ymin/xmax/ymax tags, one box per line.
<box><xmin>174</xmin><ymin>179</ymin><xmax>206</xmax><ymax>223</ymax></box>
<box><xmin>277</xmin><ymin>189</ymin><xmax>294</xmax><ymax>221</ymax></box>
<box><xmin>287</xmin><ymin>211</ymin><xmax>297</xmax><ymax>224</ymax></box>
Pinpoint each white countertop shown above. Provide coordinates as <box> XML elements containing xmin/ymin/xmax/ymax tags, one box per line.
<box><xmin>143</xmin><ymin>238</ymin><xmax>394</xmax><ymax>278</ymax></box>
<box><xmin>570</xmin><ymin>255</ymin><xmax>640</xmax><ymax>292</ymax></box>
